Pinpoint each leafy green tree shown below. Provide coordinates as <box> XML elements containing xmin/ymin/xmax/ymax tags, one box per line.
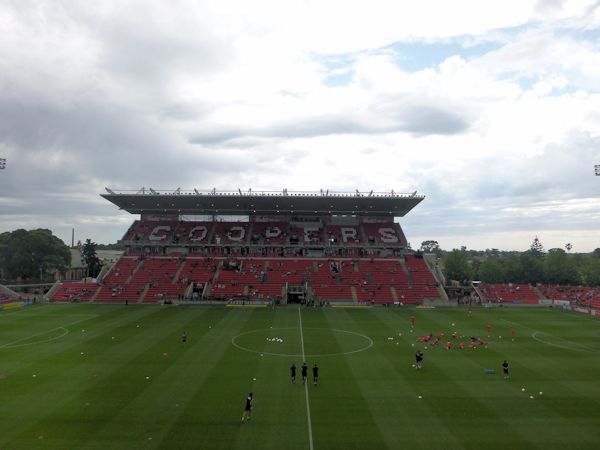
<box><xmin>419</xmin><ymin>240</ymin><xmax>442</xmax><ymax>257</ymax></box>
<box><xmin>543</xmin><ymin>248</ymin><xmax>580</xmax><ymax>285</ymax></box>
<box><xmin>591</xmin><ymin>248</ymin><xmax>600</xmax><ymax>259</ymax></box>
<box><xmin>0</xmin><ymin>229</ymin><xmax>71</xmax><ymax>281</ymax></box>
<box><xmin>81</xmin><ymin>239</ymin><xmax>102</xmax><ymax>278</ymax></box>
<box><xmin>503</xmin><ymin>255</ymin><xmax>525</xmax><ymax>283</ymax></box>
<box><xmin>581</xmin><ymin>258</ymin><xmax>600</xmax><ymax>286</ymax></box>
<box><xmin>478</xmin><ymin>258</ymin><xmax>506</xmax><ymax>283</ymax></box>
<box><xmin>529</xmin><ymin>236</ymin><xmax>545</xmax><ymax>257</ymax></box>
<box><xmin>443</xmin><ymin>250</ymin><xmax>472</xmax><ymax>283</ymax></box>
<box><xmin>518</xmin><ymin>252</ymin><xmax>544</xmax><ymax>284</ymax></box>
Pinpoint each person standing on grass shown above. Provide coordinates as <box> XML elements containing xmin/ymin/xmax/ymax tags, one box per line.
<box><xmin>290</xmin><ymin>363</ymin><xmax>296</xmax><ymax>384</ymax></box>
<box><xmin>312</xmin><ymin>363</ymin><xmax>319</xmax><ymax>385</ymax></box>
<box><xmin>502</xmin><ymin>360</ymin><xmax>509</xmax><ymax>379</ymax></box>
<box><xmin>511</xmin><ymin>327</ymin><xmax>516</xmax><ymax>341</ymax></box>
<box><xmin>181</xmin><ymin>331</ymin><xmax>187</xmax><ymax>345</ymax></box>
<box><xmin>301</xmin><ymin>362</ymin><xmax>308</xmax><ymax>384</ymax></box>
<box><xmin>242</xmin><ymin>392</ymin><xmax>253</xmax><ymax>422</ymax></box>
<box><xmin>410</xmin><ymin>315</ymin><xmax>416</xmax><ymax>328</ymax></box>
<box><xmin>486</xmin><ymin>323</ymin><xmax>491</xmax><ymax>337</ymax></box>
<box><xmin>415</xmin><ymin>350</ymin><xmax>424</xmax><ymax>369</ymax></box>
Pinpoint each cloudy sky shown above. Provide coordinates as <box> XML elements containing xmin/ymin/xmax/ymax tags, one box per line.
<box><xmin>1</xmin><ymin>0</ymin><xmax>600</xmax><ymax>252</ymax></box>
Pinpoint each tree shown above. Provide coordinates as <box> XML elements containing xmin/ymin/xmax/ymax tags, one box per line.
<box><xmin>443</xmin><ymin>250</ymin><xmax>472</xmax><ymax>283</ymax></box>
<box><xmin>518</xmin><ymin>252</ymin><xmax>544</xmax><ymax>284</ymax></box>
<box><xmin>503</xmin><ymin>255</ymin><xmax>525</xmax><ymax>283</ymax></box>
<box><xmin>529</xmin><ymin>236</ymin><xmax>544</xmax><ymax>257</ymax></box>
<box><xmin>581</xmin><ymin>258</ymin><xmax>600</xmax><ymax>286</ymax></box>
<box><xmin>419</xmin><ymin>240</ymin><xmax>442</xmax><ymax>257</ymax></box>
<box><xmin>543</xmin><ymin>248</ymin><xmax>580</xmax><ymax>285</ymax></box>
<box><xmin>0</xmin><ymin>229</ymin><xmax>71</xmax><ymax>281</ymax></box>
<box><xmin>81</xmin><ymin>239</ymin><xmax>102</xmax><ymax>278</ymax></box>
<box><xmin>478</xmin><ymin>258</ymin><xmax>506</xmax><ymax>283</ymax></box>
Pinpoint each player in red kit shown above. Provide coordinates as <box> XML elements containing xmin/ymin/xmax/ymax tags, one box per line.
<box><xmin>485</xmin><ymin>323</ymin><xmax>491</xmax><ymax>337</ymax></box>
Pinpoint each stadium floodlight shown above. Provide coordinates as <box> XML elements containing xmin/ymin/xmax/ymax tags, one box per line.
<box><xmin>368</xmin><ymin>190</ymin><xmax>373</xmax><ymax>197</ymax></box>
<box><xmin>194</xmin><ymin>188</ymin><xmax>200</xmax><ymax>195</ymax></box>
<box><xmin>0</xmin><ymin>158</ymin><xmax>6</xmax><ymax>169</ymax></box>
<box><xmin>239</xmin><ymin>189</ymin><xmax>243</xmax><ymax>195</ymax></box>
<box><xmin>149</xmin><ymin>188</ymin><xmax>158</xmax><ymax>195</ymax></box>
<box><xmin>174</xmin><ymin>187</ymin><xmax>181</xmax><ymax>194</ymax></box>
<box><xmin>595</xmin><ymin>165</ymin><xmax>600</xmax><ymax>176</ymax></box>
<box><xmin>105</xmin><ymin>187</ymin><xmax>116</xmax><ymax>195</ymax></box>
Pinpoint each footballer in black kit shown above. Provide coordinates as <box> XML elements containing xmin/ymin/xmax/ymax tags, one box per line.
<box><xmin>301</xmin><ymin>362</ymin><xmax>308</xmax><ymax>384</ymax></box>
<box><xmin>242</xmin><ymin>393</ymin><xmax>253</xmax><ymax>422</ymax></box>
<box><xmin>290</xmin><ymin>363</ymin><xmax>296</xmax><ymax>383</ymax></box>
<box><xmin>415</xmin><ymin>350</ymin><xmax>424</xmax><ymax>369</ymax></box>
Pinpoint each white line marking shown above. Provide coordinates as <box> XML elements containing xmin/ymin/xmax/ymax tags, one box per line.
<box><xmin>531</xmin><ymin>331</ymin><xmax>597</xmax><ymax>353</ymax></box>
<box><xmin>0</xmin><ymin>316</ymin><xmax>93</xmax><ymax>349</ymax></box>
<box><xmin>499</xmin><ymin>318</ymin><xmax>598</xmax><ymax>353</ymax></box>
<box><xmin>298</xmin><ymin>307</ymin><xmax>314</xmax><ymax>450</ymax></box>
<box><xmin>231</xmin><ymin>327</ymin><xmax>373</xmax><ymax>357</ymax></box>
<box><xmin>0</xmin><ymin>327</ymin><xmax>69</xmax><ymax>349</ymax></box>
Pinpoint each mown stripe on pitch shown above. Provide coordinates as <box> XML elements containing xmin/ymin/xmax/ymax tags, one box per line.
<box><xmin>301</xmin><ymin>308</ymin><xmax>388</xmax><ymax>450</ymax></box>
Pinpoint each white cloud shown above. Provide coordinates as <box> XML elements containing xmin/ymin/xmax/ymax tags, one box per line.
<box><xmin>1</xmin><ymin>0</ymin><xmax>600</xmax><ymax>252</ymax></box>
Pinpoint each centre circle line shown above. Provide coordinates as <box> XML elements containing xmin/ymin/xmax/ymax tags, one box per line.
<box><xmin>230</xmin><ymin>327</ymin><xmax>374</xmax><ymax>358</ymax></box>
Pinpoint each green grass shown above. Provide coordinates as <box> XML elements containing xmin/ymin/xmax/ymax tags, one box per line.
<box><xmin>1</xmin><ymin>304</ymin><xmax>600</xmax><ymax>449</ymax></box>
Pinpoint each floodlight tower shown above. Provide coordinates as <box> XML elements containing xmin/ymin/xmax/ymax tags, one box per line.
<box><xmin>595</xmin><ymin>164</ymin><xmax>600</xmax><ymax>176</ymax></box>
<box><xmin>0</xmin><ymin>158</ymin><xmax>6</xmax><ymax>169</ymax></box>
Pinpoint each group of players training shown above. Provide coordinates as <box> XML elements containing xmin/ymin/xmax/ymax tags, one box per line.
<box><xmin>410</xmin><ymin>316</ymin><xmax>511</xmax><ymax>379</ymax></box>
<box><xmin>290</xmin><ymin>362</ymin><xmax>319</xmax><ymax>385</ymax></box>
<box><xmin>242</xmin><ymin>363</ymin><xmax>319</xmax><ymax>423</ymax></box>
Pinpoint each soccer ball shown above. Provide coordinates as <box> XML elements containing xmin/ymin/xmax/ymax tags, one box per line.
<box><xmin>521</xmin><ymin>388</ymin><xmax>526</xmax><ymax>392</ymax></box>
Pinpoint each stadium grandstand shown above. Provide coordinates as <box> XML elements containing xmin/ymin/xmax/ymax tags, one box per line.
<box><xmin>50</xmin><ymin>188</ymin><xmax>448</xmax><ymax>305</ymax></box>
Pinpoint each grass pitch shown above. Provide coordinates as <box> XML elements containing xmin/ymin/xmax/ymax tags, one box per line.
<box><xmin>1</xmin><ymin>304</ymin><xmax>599</xmax><ymax>449</ymax></box>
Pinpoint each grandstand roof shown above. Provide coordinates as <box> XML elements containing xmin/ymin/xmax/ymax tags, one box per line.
<box><xmin>101</xmin><ymin>188</ymin><xmax>425</xmax><ymax>217</ymax></box>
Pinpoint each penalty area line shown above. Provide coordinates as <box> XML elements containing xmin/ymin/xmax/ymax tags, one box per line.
<box><xmin>298</xmin><ymin>307</ymin><xmax>314</xmax><ymax>450</ymax></box>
